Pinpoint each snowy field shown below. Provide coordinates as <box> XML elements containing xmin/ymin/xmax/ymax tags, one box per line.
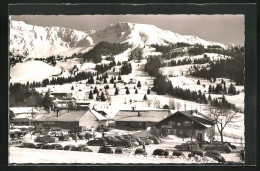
<box><xmin>10</xmin><ymin>61</ymin><xmax>62</xmax><ymax>83</ymax></box>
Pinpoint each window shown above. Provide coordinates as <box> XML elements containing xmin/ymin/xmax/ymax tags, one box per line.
<box><xmin>183</xmin><ymin>121</ymin><xmax>192</xmax><ymax>126</ymax></box>
<box><xmin>177</xmin><ymin>122</ymin><xmax>181</xmax><ymax>126</ymax></box>
<box><xmin>44</xmin><ymin>121</ymin><xmax>54</xmax><ymax>124</ymax></box>
<box><xmin>168</xmin><ymin>121</ymin><xmax>175</xmax><ymax>126</ymax></box>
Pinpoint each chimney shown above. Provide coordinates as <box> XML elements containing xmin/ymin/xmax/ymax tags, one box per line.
<box><xmin>137</xmin><ymin>111</ymin><xmax>141</xmax><ymax>117</ymax></box>
<box><xmin>48</xmin><ymin>106</ymin><xmax>51</xmax><ymax>113</ymax></box>
<box><xmin>56</xmin><ymin>110</ymin><xmax>59</xmax><ymax>117</ymax></box>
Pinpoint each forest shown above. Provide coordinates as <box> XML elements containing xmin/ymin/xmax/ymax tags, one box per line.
<box><xmin>82</xmin><ymin>41</ymin><xmax>129</xmax><ymax>63</ymax></box>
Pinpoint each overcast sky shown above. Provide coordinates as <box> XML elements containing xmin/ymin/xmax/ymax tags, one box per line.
<box><xmin>11</xmin><ymin>15</ymin><xmax>244</xmax><ymax>46</ymax></box>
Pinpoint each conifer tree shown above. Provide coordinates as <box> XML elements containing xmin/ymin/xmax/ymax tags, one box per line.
<box><xmin>103</xmin><ymin>77</ymin><xmax>107</xmax><ymax>83</ymax></box>
<box><xmin>135</xmin><ymin>89</ymin><xmax>138</xmax><ymax>94</ymax></box>
<box><xmin>93</xmin><ymin>86</ymin><xmax>98</xmax><ymax>94</ymax></box>
<box><xmin>208</xmin><ymin>94</ymin><xmax>212</xmax><ymax>102</ymax></box>
<box><xmin>143</xmin><ymin>94</ymin><xmax>147</xmax><ymax>100</ymax></box>
<box><xmin>208</xmin><ymin>85</ymin><xmax>212</xmax><ymax>93</ymax></box>
<box><xmin>147</xmin><ymin>88</ymin><xmax>150</xmax><ymax>94</ymax></box>
<box><xmin>89</xmin><ymin>90</ymin><xmax>93</xmax><ymax>99</ymax></box>
<box><xmin>100</xmin><ymin>92</ymin><xmax>106</xmax><ymax>101</ymax></box>
<box><xmin>114</xmin><ymin>88</ymin><xmax>119</xmax><ymax>95</ymax></box>
<box><xmin>110</xmin><ymin>77</ymin><xmax>114</xmax><ymax>83</ymax></box>
<box><xmin>126</xmin><ymin>88</ymin><xmax>130</xmax><ymax>95</ymax></box>
<box><xmin>137</xmin><ymin>81</ymin><xmax>141</xmax><ymax>89</ymax></box>
<box><xmin>197</xmin><ymin>79</ymin><xmax>200</xmax><ymax>85</ymax></box>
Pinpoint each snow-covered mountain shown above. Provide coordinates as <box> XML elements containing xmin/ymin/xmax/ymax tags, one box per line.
<box><xmin>92</xmin><ymin>22</ymin><xmax>226</xmax><ymax>48</ymax></box>
<box><xmin>10</xmin><ymin>20</ymin><xmax>226</xmax><ymax>58</ymax></box>
<box><xmin>10</xmin><ymin>20</ymin><xmax>93</xmax><ymax>58</ymax></box>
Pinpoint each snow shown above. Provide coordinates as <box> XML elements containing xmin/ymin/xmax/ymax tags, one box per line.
<box><xmin>159</xmin><ymin>65</ymin><xmax>244</xmax><ymax>111</ymax></box>
<box><xmin>164</xmin><ymin>53</ymin><xmax>231</xmax><ymax>64</ymax></box>
<box><xmin>10</xmin><ymin>20</ymin><xmax>93</xmax><ymax>58</ymax></box>
<box><xmin>159</xmin><ymin>65</ymin><xmax>194</xmax><ymax>77</ymax></box>
<box><xmin>89</xmin><ymin>109</ymin><xmax>107</xmax><ymax>120</ymax></box>
<box><xmin>10</xmin><ymin>20</ymin><xmax>227</xmax><ymax>59</ymax></box>
<box><xmin>9</xmin><ymin>132</ymin><xmax>242</xmax><ymax>164</ymax></box>
<box><xmin>79</xmin><ymin>62</ymin><xmax>96</xmax><ymax>71</ymax></box>
<box><xmin>10</xmin><ymin>107</ymin><xmax>39</xmax><ymax>114</ymax></box>
<box><xmin>9</xmin><ymin>146</ymin><xmax>222</xmax><ymax>164</ymax></box>
<box><xmin>10</xmin><ymin>61</ymin><xmax>62</xmax><ymax>83</ymax></box>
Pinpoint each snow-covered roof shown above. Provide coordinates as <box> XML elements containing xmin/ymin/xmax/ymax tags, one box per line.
<box><xmin>32</xmin><ymin>110</ymin><xmax>107</xmax><ymax>122</ymax></box>
<box><xmin>10</xmin><ymin>107</ymin><xmax>39</xmax><ymax>114</ymax></box>
<box><xmin>89</xmin><ymin>110</ymin><xmax>107</xmax><ymax>121</ymax></box>
<box><xmin>13</xmin><ymin>114</ymin><xmax>32</xmax><ymax>119</ymax></box>
<box><xmin>42</xmin><ymin>110</ymin><xmax>86</xmax><ymax>122</ymax></box>
<box><xmin>114</xmin><ymin>110</ymin><xmax>170</xmax><ymax>122</ymax></box>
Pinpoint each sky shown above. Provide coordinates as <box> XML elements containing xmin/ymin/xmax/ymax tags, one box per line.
<box><xmin>11</xmin><ymin>15</ymin><xmax>245</xmax><ymax>46</ymax></box>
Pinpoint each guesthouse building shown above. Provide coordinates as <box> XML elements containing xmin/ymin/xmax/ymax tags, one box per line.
<box><xmin>152</xmin><ymin>110</ymin><xmax>215</xmax><ymax>141</ymax></box>
<box><xmin>32</xmin><ymin>109</ymin><xmax>107</xmax><ymax>130</ymax></box>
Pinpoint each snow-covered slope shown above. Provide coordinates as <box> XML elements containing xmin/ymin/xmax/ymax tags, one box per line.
<box><xmin>10</xmin><ymin>21</ymin><xmax>227</xmax><ymax>59</ymax></box>
<box><xmin>92</xmin><ymin>22</ymin><xmax>226</xmax><ymax>48</ymax></box>
<box><xmin>10</xmin><ymin>20</ymin><xmax>94</xmax><ymax>58</ymax></box>
<box><xmin>10</xmin><ymin>61</ymin><xmax>62</xmax><ymax>83</ymax></box>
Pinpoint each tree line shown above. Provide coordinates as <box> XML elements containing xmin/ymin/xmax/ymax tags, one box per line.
<box><xmin>82</xmin><ymin>41</ymin><xmax>129</xmax><ymax>63</ymax></box>
<box><xmin>9</xmin><ymin>83</ymin><xmax>46</xmax><ymax>107</ymax></box>
<box><xmin>145</xmin><ymin>56</ymin><xmax>236</xmax><ymax>109</ymax></box>
<box><xmin>191</xmin><ymin>53</ymin><xmax>244</xmax><ymax>85</ymax></box>
<box><xmin>120</xmin><ymin>62</ymin><xmax>132</xmax><ymax>75</ymax></box>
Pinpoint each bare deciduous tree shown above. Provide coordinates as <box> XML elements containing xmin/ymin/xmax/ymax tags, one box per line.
<box><xmin>207</xmin><ymin>106</ymin><xmax>238</xmax><ymax>143</ymax></box>
<box><xmin>168</xmin><ymin>99</ymin><xmax>176</xmax><ymax>110</ymax></box>
<box><xmin>153</xmin><ymin>97</ymin><xmax>161</xmax><ymax>108</ymax></box>
<box><xmin>175</xmin><ymin>102</ymin><xmax>181</xmax><ymax>111</ymax></box>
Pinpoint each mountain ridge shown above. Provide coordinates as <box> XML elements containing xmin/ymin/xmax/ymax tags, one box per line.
<box><xmin>10</xmin><ymin>20</ymin><xmax>227</xmax><ymax>59</ymax></box>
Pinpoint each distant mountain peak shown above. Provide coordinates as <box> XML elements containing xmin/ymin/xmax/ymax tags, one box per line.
<box><xmin>10</xmin><ymin>20</ymin><xmax>227</xmax><ymax>59</ymax></box>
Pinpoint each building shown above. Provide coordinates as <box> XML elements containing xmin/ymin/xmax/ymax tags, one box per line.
<box><xmin>152</xmin><ymin>110</ymin><xmax>215</xmax><ymax>141</ymax></box>
<box><xmin>53</xmin><ymin>97</ymin><xmax>77</xmax><ymax>109</ymax></box>
<box><xmin>10</xmin><ymin>107</ymin><xmax>40</xmax><ymax>125</ymax></box>
<box><xmin>50</xmin><ymin>92</ymin><xmax>72</xmax><ymax>98</ymax></box>
<box><xmin>114</xmin><ymin>108</ymin><xmax>171</xmax><ymax>129</ymax></box>
<box><xmin>32</xmin><ymin>109</ymin><xmax>107</xmax><ymax>130</ymax></box>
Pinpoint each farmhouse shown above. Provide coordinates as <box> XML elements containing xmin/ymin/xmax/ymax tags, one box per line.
<box><xmin>152</xmin><ymin>110</ymin><xmax>215</xmax><ymax>141</ymax></box>
<box><xmin>114</xmin><ymin>108</ymin><xmax>171</xmax><ymax>129</ymax></box>
<box><xmin>32</xmin><ymin>109</ymin><xmax>107</xmax><ymax>130</ymax></box>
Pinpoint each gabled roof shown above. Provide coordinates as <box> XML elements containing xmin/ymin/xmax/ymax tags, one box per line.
<box><xmin>154</xmin><ymin>110</ymin><xmax>214</xmax><ymax>128</ymax></box>
<box><xmin>43</xmin><ymin>110</ymin><xmax>87</xmax><ymax>122</ymax></box>
<box><xmin>178</xmin><ymin>110</ymin><xmax>214</xmax><ymax>126</ymax></box>
<box><xmin>89</xmin><ymin>110</ymin><xmax>107</xmax><ymax>121</ymax></box>
<box><xmin>114</xmin><ymin>110</ymin><xmax>170</xmax><ymax>122</ymax></box>
<box><xmin>32</xmin><ymin>110</ymin><xmax>107</xmax><ymax>122</ymax></box>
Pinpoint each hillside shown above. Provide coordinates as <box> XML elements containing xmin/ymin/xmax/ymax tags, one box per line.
<box><xmin>10</xmin><ymin>61</ymin><xmax>62</xmax><ymax>83</ymax></box>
